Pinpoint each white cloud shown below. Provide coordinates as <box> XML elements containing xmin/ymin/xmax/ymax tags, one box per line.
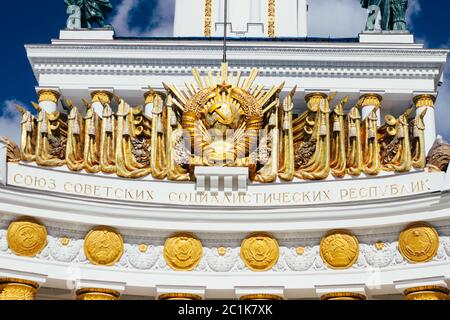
<box><xmin>111</xmin><ymin>0</ymin><xmax>175</xmax><ymax>37</ymax></box>
<box><xmin>308</xmin><ymin>0</ymin><xmax>421</xmax><ymax>38</ymax></box>
<box><xmin>435</xmin><ymin>40</ymin><xmax>450</xmax><ymax>141</ymax></box>
<box><xmin>0</xmin><ymin>99</ymin><xmax>26</xmax><ymax>144</ymax></box>
<box><xmin>308</xmin><ymin>0</ymin><xmax>366</xmax><ymax>37</ymax></box>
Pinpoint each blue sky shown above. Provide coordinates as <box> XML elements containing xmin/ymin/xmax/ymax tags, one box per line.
<box><xmin>0</xmin><ymin>0</ymin><xmax>449</xmax><ymax>142</ymax></box>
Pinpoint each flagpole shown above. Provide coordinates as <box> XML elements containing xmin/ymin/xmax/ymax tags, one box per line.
<box><xmin>223</xmin><ymin>0</ymin><xmax>228</xmax><ymax>63</ymax></box>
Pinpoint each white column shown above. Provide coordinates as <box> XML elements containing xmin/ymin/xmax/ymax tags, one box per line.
<box><xmin>414</xmin><ymin>94</ymin><xmax>436</xmax><ymax>154</ymax></box>
<box><xmin>37</xmin><ymin>88</ymin><xmax>60</xmax><ymax>113</ymax></box>
<box><xmin>359</xmin><ymin>93</ymin><xmax>382</xmax><ymax>126</ymax></box>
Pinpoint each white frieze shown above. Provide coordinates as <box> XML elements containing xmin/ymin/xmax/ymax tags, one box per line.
<box><xmin>2</xmin><ymin>230</ymin><xmax>450</xmax><ymax>273</ymax></box>
<box><xmin>205</xmin><ymin>247</ymin><xmax>239</xmax><ymax>272</ymax></box>
<box><xmin>283</xmin><ymin>247</ymin><xmax>318</xmax><ymax>272</ymax></box>
<box><xmin>125</xmin><ymin>244</ymin><xmax>160</xmax><ymax>270</ymax></box>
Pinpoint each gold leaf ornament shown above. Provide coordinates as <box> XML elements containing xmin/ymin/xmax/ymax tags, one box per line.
<box><xmin>164</xmin><ymin>233</ymin><xmax>203</xmax><ymax>271</ymax></box>
<box><xmin>7</xmin><ymin>218</ymin><xmax>48</xmax><ymax>257</ymax></box>
<box><xmin>320</xmin><ymin>230</ymin><xmax>359</xmax><ymax>269</ymax></box>
<box><xmin>240</xmin><ymin>233</ymin><xmax>279</xmax><ymax>271</ymax></box>
<box><xmin>84</xmin><ymin>227</ymin><xmax>124</xmax><ymax>266</ymax></box>
<box><xmin>398</xmin><ymin>222</ymin><xmax>439</xmax><ymax>263</ymax></box>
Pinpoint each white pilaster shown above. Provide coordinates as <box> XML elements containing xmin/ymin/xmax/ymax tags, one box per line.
<box><xmin>0</xmin><ymin>139</ymin><xmax>6</xmax><ymax>186</ymax></box>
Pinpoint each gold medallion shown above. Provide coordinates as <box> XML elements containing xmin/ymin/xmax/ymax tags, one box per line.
<box><xmin>398</xmin><ymin>222</ymin><xmax>439</xmax><ymax>263</ymax></box>
<box><xmin>7</xmin><ymin>218</ymin><xmax>47</xmax><ymax>257</ymax></box>
<box><xmin>320</xmin><ymin>230</ymin><xmax>359</xmax><ymax>269</ymax></box>
<box><xmin>240</xmin><ymin>233</ymin><xmax>279</xmax><ymax>271</ymax></box>
<box><xmin>163</xmin><ymin>233</ymin><xmax>203</xmax><ymax>271</ymax></box>
<box><xmin>84</xmin><ymin>227</ymin><xmax>124</xmax><ymax>266</ymax></box>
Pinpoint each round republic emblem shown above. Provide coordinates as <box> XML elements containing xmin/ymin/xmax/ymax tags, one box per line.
<box><xmin>398</xmin><ymin>222</ymin><xmax>439</xmax><ymax>263</ymax></box>
<box><xmin>7</xmin><ymin>218</ymin><xmax>47</xmax><ymax>257</ymax></box>
<box><xmin>84</xmin><ymin>227</ymin><xmax>124</xmax><ymax>266</ymax></box>
<box><xmin>163</xmin><ymin>233</ymin><xmax>203</xmax><ymax>271</ymax></box>
<box><xmin>320</xmin><ymin>230</ymin><xmax>359</xmax><ymax>269</ymax></box>
<box><xmin>240</xmin><ymin>233</ymin><xmax>279</xmax><ymax>271</ymax></box>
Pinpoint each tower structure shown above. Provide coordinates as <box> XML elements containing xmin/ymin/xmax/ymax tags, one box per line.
<box><xmin>174</xmin><ymin>0</ymin><xmax>308</xmax><ymax>37</ymax></box>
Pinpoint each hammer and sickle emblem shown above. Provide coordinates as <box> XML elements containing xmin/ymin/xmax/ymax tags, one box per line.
<box><xmin>208</xmin><ymin>102</ymin><xmax>235</xmax><ymax>126</ymax></box>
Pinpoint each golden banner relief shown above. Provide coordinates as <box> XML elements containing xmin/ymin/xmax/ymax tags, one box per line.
<box><xmin>7</xmin><ymin>164</ymin><xmax>438</xmax><ymax>207</ymax></box>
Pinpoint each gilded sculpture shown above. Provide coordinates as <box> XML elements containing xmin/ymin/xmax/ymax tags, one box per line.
<box><xmin>84</xmin><ymin>227</ymin><xmax>124</xmax><ymax>266</ymax></box>
<box><xmin>320</xmin><ymin>230</ymin><xmax>359</xmax><ymax>269</ymax></box>
<box><xmin>398</xmin><ymin>222</ymin><xmax>439</xmax><ymax>263</ymax></box>
<box><xmin>7</xmin><ymin>218</ymin><xmax>48</xmax><ymax>257</ymax></box>
<box><xmin>426</xmin><ymin>136</ymin><xmax>450</xmax><ymax>172</ymax></box>
<box><xmin>163</xmin><ymin>233</ymin><xmax>203</xmax><ymax>271</ymax></box>
<box><xmin>11</xmin><ymin>64</ymin><xmax>429</xmax><ymax>183</ymax></box>
<box><xmin>240</xmin><ymin>233</ymin><xmax>279</xmax><ymax>271</ymax></box>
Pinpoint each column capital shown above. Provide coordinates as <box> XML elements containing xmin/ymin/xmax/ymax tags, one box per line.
<box><xmin>37</xmin><ymin>88</ymin><xmax>61</xmax><ymax>104</ymax></box>
<box><xmin>304</xmin><ymin>91</ymin><xmax>329</xmax><ymax>102</ymax></box>
<box><xmin>403</xmin><ymin>286</ymin><xmax>449</xmax><ymax>300</ymax></box>
<box><xmin>234</xmin><ymin>286</ymin><xmax>285</xmax><ymax>300</ymax></box>
<box><xmin>0</xmin><ymin>278</ymin><xmax>40</xmax><ymax>300</ymax></box>
<box><xmin>143</xmin><ymin>88</ymin><xmax>167</xmax><ymax>105</ymax></box>
<box><xmin>357</xmin><ymin>93</ymin><xmax>383</xmax><ymax>108</ymax></box>
<box><xmin>156</xmin><ymin>285</ymin><xmax>206</xmax><ymax>300</ymax></box>
<box><xmin>158</xmin><ymin>293</ymin><xmax>203</xmax><ymax>300</ymax></box>
<box><xmin>315</xmin><ymin>284</ymin><xmax>368</xmax><ymax>300</ymax></box>
<box><xmin>90</xmin><ymin>90</ymin><xmax>114</xmax><ymax>105</ymax></box>
<box><xmin>239</xmin><ymin>294</ymin><xmax>284</xmax><ymax>301</ymax></box>
<box><xmin>76</xmin><ymin>288</ymin><xmax>120</xmax><ymax>300</ymax></box>
<box><xmin>320</xmin><ymin>292</ymin><xmax>367</xmax><ymax>300</ymax></box>
<box><xmin>413</xmin><ymin>94</ymin><xmax>436</xmax><ymax>108</ymax></box>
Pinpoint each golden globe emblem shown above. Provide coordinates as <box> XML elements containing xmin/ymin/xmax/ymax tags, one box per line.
<box><xmin>399</xmin><ymin>222</ymin><xmax>439</xmax><ymax>263</ymax></box>
<box><xmin>163</xmin><ymin>233</ymin><xmax>203</xmax><ymax>271</ymax></box>
<box><xmin>320</xmin><ymin>230</ymin><xmax>359</xmax><ymax>269</ymax></box>
<box><xmin>240</xmin><ymin>233</ymin><xmax>279</xmax><ymax>271</ymax></box>
<box><xmin>84</xmin><ymin>227</ymin><xmax>124</xmax><ymax>266</ymax></box>
<box><xmin>7</xmin><ymin>218</ymin><xmax>47</xmax><ymax>257</ymax></box>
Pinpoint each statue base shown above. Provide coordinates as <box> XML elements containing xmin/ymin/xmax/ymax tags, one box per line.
<box><xmin>59</xmin><ymin>28</ymin><xmax>114</xmax><ymax>40</ymax></box>
<box><xmin>359</xmin><ymin>31</ymin><xmax>414</xmax><ymax>44</ymax></box>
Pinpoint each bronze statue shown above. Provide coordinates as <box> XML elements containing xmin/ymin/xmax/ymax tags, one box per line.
<box><xmin>64</xmin><ymin>0</ymin><xmax>113</xmax><ymax>29</ymax></box>
<box><xmin>361</xmin><ymin>0</ymin><xmax>408</xmax><ymax>31</ymax></box>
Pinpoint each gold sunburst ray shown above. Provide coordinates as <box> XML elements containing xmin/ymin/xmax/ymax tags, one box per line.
<box><xmin>192</xmin><ymin>68</ymin><xmax>204</xmax><ymax>89</ymax></box>
<box><xmin>244</xmin><ymin>68</ymin><xmax>259</xmax><ymax>91</ymax></box>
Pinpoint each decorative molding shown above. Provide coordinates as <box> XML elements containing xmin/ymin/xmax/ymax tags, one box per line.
<box><xmin>2</xmin><ymin>227</ymin><xmax>450</xmax><ymax>274</ymax></box>
<box><xmin>204</xmin><ymin>0</ymin><xmax>212</xmax><ymax>37</ymax></box>
<box><xmin>268</xmin><ymin>0</ymin><xmax>276</xmax><ymax>37</ymax></box>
